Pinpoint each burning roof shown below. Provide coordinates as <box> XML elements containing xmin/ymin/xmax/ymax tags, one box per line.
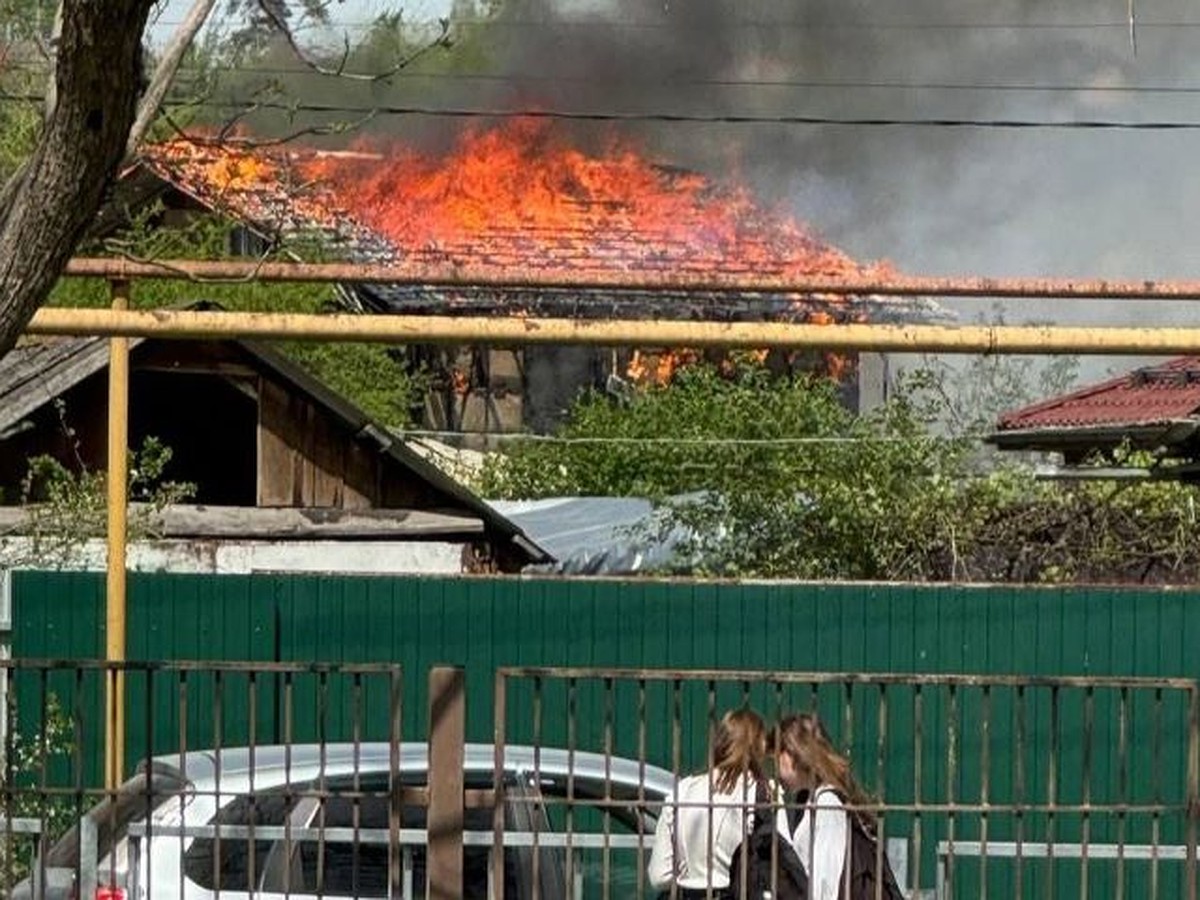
<box><xmin>124</xmin><ymin>121</ymin><xmax>950</xmax><ymax>325</ymax></box>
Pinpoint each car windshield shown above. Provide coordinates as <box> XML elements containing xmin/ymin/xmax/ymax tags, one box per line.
<box><xmin>42</xmin><ymin>759</ymin><xmax>190</xmax><ymax>869</ymax></box>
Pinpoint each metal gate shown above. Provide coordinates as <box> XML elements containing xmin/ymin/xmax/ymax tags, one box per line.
<box><xmin>492</xmin><ymin>667</ymin><xmax>1200</xmax><ymax>900</ymax></box>
<box><xmin>1</xmin><ymin>660</ymin><xmax>1196</xmax><ymax>899</ymax></box>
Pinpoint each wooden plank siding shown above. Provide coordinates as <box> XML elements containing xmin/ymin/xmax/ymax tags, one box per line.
<box><xmin>257</xmin><ymin>376</ymin><xmax>376</xmax><ymax>508</ymax></box>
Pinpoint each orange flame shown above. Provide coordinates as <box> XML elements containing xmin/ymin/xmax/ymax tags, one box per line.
<box><xmin>140</xmin><ymin>123</ymin><xmax>891</xmax><ymax>386</ymax></box>
<box><xmin>302</xmin><ymin>119</ymin><xmax>888</xmax><ymax>283</ymax></box>
<box><xmin>627</xmin><ymin>349</ymin><xmax>700</xmax><ymax>384</ymax></box>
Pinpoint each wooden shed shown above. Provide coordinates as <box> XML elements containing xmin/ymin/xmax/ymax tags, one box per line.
<box><xmin>0</xmin><ymin>324</ymin><xmax>548</xmax><ymax>573</ymax></box>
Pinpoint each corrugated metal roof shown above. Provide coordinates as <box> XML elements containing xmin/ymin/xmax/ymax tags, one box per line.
<box><xmin>997</xmin><ymin>357</ymin><xmax>1200</xmax><ymax>430</ymax></box>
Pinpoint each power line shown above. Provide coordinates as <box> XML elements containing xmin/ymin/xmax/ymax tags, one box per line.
<box><xmin>401</xmin><ymin>430</ymin><xmax>919</xmax><ymax>446</ymax></box>
<box><xmin>7</xmin><ymin>56</ymin><xmax>1200</xmax><ymax>96</ymax></box>
<box><xmin>145</xmin><ymin>15</ymin><xmax>1200</xmax><ymax>31</ymax></box>
<box><xmin>109</xmin><ymin>103</ymin><xmax>1200</xmax><ymax>131</ymax></box>
<box><xmin>5</xmin><ymin>92</ymin><xmax>1200</xmax><ymax>129</ymax></box>
<box><xmin>13</xmin><ymin>58</ymin><xmax>1200</xmax><ymax>96</ymax></box>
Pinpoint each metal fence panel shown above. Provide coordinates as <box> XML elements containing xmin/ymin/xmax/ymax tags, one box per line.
<box><xmin>493</xmin><ymin>667</ymin><xmax>1200</xmax><ymax>900</ymax></box>
<box><xmin>0</xmin><ymin>659</ymin><xmax>404</xmax><ymax>900</ymax></box>
<box><xmin>14</xmin><ymin>573</ymin><xmax>1200</xmax><ymax>687</ymax></box>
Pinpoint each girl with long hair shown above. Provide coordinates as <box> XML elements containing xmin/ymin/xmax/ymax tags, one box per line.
<box><xmin>648</xmin><ymin>708</ymin><xmax>769</xmax><ymax>899</ymax></box>
<box><xmin>772</xmin><ymin>713</ymin><xmax>878</xmax><ymax>899</ymax></box>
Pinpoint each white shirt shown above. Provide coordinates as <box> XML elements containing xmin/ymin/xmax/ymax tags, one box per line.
<box><xmin>777</xmin><ymin>786</ymin><xmax>848</xmax><ymax>900</ymax></box>
<box><xmin>647</xmin><ymin>771</ymin><xmax>763</xmax><ymax>893</ymax></box>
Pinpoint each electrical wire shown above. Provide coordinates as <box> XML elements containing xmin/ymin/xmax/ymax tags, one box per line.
<box><xmin>13</xmin><ymin>58</ymin><xmax>1200</xmax><ymax>95</ymax></box>
<box><xmin>3</xmin><ymin>92</ymin><xmax>1200</xmax><ymax>129</ymax></box>
<box><xmin>400</xmin><ymin>430</ymin><xmax>920</xmax><ymax>446</ymax></box>
<box><xmin>144</xmin><ymin>16</ymin><xmax>1200</xmax><ymax>31</ymax></box>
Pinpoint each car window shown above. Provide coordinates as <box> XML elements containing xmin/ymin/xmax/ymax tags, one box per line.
<box><xmin>515</xmin><ymin>771</ymin><xmax>664</xmax><ymax>900</ymax></box>
<box><xmin>179</xmin><ymin>762</ymin><xmax>666</xmax><ymax>899</ymax></box>
<box><xmin>180</xmin><ymin>787</ymin><xmax>301</xmax><ymax>890</ymax></box>
<box><xmin>282</xmin><ymin>776</ymin><xmax>516</xmax><ymax>899</ymax></box>
<box><xmin>288</xmin><ymin>782</ymin><xmax>395</xmax><ymax>898</ymax></box>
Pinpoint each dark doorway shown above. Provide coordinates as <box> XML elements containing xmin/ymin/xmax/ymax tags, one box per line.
<box><xmin>130</xmin><ymin>371</ymin><xmax>257</xmax><ymax>505</ymax></box>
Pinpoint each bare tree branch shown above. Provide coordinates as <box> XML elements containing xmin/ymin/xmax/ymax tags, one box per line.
<box><xmin>256</xmin><ymin>0</ymin><xmax>452</xmax><ymax>82</ymax></box>
<box><xmin>39</xmin><ymin>1</ymin><xmax>62</xmax><ymax>123</ymax></box>
<box><xmin>163</xmin><ymin>104</ymin><xmax>378</xmax><ymax>150</ymax></box>
<box><xmin>126</xmin><ymin>0</ymin><xmax>218</xmax><ymax>156</ymax></box>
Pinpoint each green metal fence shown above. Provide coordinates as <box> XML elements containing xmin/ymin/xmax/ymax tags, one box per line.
<box><xmin>13</xmin><ymin>572</ymin><xmax>1200</xmax><ymax>746</ymax></box>
<box><xmin>10</xmin><ymin>571</ymin><xmax>1200</xmax><ymax>898</ymax></box>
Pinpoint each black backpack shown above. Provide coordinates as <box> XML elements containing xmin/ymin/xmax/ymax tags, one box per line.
<box><xmin>727</xmin><ymin>781</ymin><xmax>810</xmax><ymax>900</ymax></box>
<box><xmin>842</xmin><ymin>810</ymin><xmax>905</xmax><ymax>900</ymax></box>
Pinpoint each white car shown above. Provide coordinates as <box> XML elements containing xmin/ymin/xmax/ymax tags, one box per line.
<box><xmin>21</xmin><ymin>743</ymin><xmax>675</xmax><ymax>900</ymax></box>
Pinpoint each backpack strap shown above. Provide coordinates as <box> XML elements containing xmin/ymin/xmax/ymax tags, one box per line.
<box><xmin>754</xmin><ymin>778</ymin><xmax>772</xmax><ymax>814</ymax></box>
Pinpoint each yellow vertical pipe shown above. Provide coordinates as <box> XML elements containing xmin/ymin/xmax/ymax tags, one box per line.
<box><xmin>104</xmin><ymin>279</ymin><xmax>130</xmax><ymax>791</ymax></box>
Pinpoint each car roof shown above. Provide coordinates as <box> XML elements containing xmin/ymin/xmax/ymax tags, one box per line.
<box><xmin>152</xmin><ymin>743</ymin><xmax>676</xmax><ymax>797</ymax></box>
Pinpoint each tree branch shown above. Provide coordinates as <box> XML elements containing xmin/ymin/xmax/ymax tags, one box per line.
<box><xmin>256</xmin><ymin>0</ymin><xmax>451</xmax><ymax>82</ymax></box>
<box><xmin>126</xmin><ymin>0</ymin><xmax>218</xmax><ymax>156</ymax></box>
<box><xmin>0</xmin><ymin>0</ymin><xmax>157</xmax><ymax>357</ymax></box>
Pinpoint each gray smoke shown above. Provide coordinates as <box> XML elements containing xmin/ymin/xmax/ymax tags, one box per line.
<box><xmin>475</xmin><ymin>0</ymin><xmax>1200</xmax><ymax>383</ymax></box>
<box><xmin>341</xmin><ymin>0</ymin><xmax>1200</xmax><ymax>382</ymax></box>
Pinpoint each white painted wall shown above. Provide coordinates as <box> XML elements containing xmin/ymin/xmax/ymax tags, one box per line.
<box><xmin>0</xmin><ymin>539</ymin><xmax>466</xmax><ymax>575</ymax></box>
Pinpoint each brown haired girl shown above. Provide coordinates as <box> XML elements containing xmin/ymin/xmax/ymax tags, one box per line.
<box><xmin>648</xmin><ymin>708</ymin><xmax>769</xmax><ymax>899</ymax></box>
<box><xmin>773</xmin><ymin>713</ymin><xmax>879</xmax><ymax>899</ymax></box>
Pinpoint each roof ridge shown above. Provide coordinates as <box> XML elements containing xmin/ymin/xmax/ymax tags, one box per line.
<box><xmin>998</xmin><ymin>356</ymin><xmax>1200</xmax><ymax>428</ymax></box>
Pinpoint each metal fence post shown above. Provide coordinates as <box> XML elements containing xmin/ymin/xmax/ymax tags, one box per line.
<box><xmin>104</xmin><ymin>277</ymin><xmax>130</xmax><ymax>792</ymax></box>
<box><xmin>1187</xmin><ymin>683</ymin><xmax>1199</xmax><ymax>900</ymax></box>
<box><xmin>428</xmin><ymin>666</ymin><xmax>465</xmax><ymax>900</ymax></box>
<box><xmin>78</xmin><ymin>813</ymin><xmax>97</xmax><ymax>900</ymax></box>
<box><xmin>492</xmin><ymin>670</ymin><xmax>507</xmax><ymax>900</ymax></box>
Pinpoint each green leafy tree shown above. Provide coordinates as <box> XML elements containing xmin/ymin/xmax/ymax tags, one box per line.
<box><xmin>0</xmin><ymin>400</ymin><xmax>196</xmax><ymax>568</ymax></box>
<box><xmin>0</xmin><ymin>694</ymin><xmax>75</xmax><ymax>885</ymax></box>
<box><xmin>480</xmin><ymin>362</ymin><xmax>976</xmax><ymax>579</ymax></box>
<box><xmin>53</xmin><ymin>210</ymin><xmax>424</xmax><ymax>427</ymax></box>
<box><xmin>480</xmin><ymin>360</ymin><xmax>1200</xmax><ymax>584</ymax></box>
<box><xmin>904</xmin><ymin>307</ymin><xmax>1080</xmax><ymax>440</ymax></box>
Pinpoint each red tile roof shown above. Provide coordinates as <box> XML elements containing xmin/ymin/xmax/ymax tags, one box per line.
<box><xmin>131</xmin><ymin>130</ymin><xmax>884</xmax><ymax>282</ymax></box>
<box><xmin>122</xmin><ymin>131</ymin><xmax>953</xmax><ymax>325</ymax></box>
<box><xmin>997</xmin><ymin>357</ymin><xmax>1200</xmax><ymax>431</ymax></box>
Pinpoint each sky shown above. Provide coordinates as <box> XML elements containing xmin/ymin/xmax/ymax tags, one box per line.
<box><xmin>145</xmin><ymin>0</ymin><xmax>1200</xmax><ymax>385</ymax></box>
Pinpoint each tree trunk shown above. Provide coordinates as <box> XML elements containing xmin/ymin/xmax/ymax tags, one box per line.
<box><xmin>0</xmin><ymin>0</ymin><xmax>156</xmax><ymax>358</ymax></box>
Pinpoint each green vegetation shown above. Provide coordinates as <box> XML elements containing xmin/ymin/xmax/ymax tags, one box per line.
<box><xmin>0</xmin><ymin>695</ymin><xmax>75</xmax><ymax>886</ymax></box>
<box><xmin>0</xmin><ymin>400</ymin><xmax>196</xmax><ymax>567</ymax></box>
<box><xmin>52</xmin><ymin>211</ymin><xmax>424</xmax><ymax>428</ymax></box>
<box><xmin>480</xmin><ymin>359</ymin><xmax>1200</xmax><ymax>585</ymax></box>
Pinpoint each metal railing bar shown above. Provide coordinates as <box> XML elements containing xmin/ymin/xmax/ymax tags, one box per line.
<box><xmin>493</xmin><ymin>668</ymin><xmax>1200</xmax><ymax>690</ymax></box>
<box><xmin>0</xmin><ymin>818</ymin><xmax>43</xmax><ymax>834</ymax></box>
<box><xmin>125</xmin><ymin>822</ymin><xmax>659</xmax><ymax>847</ymax></box>
<box><xmin>0</xmin><ymin>659</ymin><xmax>406</xmax><ymax>674</ymax></box>
<box><xmin>936</xmin><ymin>840</ymin><xmax>1199</xmax><ymax>861</ymax></box>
